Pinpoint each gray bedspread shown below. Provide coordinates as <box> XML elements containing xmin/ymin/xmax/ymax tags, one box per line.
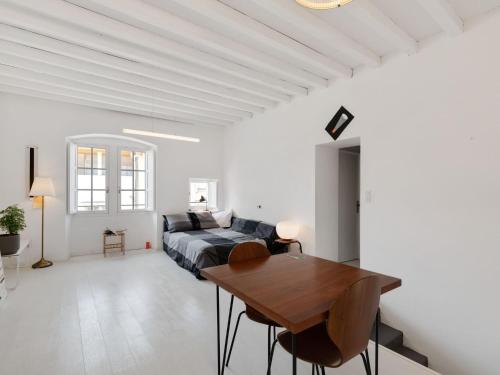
<box><xmin>163</xmin><ymin>228</ymin><xmax>266</xmax><ymax>278</ymax></box>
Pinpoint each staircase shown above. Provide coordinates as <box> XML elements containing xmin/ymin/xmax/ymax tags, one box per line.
<box><xmin>371</xmin><ymin>322</ymin><xmax>429</xmax><ymax>367</ymax></box>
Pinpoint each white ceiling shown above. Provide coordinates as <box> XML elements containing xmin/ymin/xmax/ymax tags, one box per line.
<box><xmin>0</xmin><ymin>0</ymin><xmax>498</xmax><ymax>127</ymax></box>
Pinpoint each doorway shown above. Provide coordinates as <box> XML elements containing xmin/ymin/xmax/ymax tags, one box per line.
<box><xmin>338</xmin><ymin>146</ymin><xmax>360</xmax><ymax>265</ymax></box>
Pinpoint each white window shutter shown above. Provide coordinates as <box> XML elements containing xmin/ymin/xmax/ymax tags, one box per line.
<box><xmin>147</xmin><ymin>150</ymin><xmax>155</xmax><ymax>211</ymax></box>
<box><xmin>67</xmin><ymin>142</ymin><xmax>77</xmax><ymax>214</ymax></box>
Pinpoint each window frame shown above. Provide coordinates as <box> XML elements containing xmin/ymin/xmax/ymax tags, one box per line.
<box><xmin>188</xmin><ymin>178</ymin><xmax>218</xmax><ymax>212</ymax></box>
<box><xmin>73</xmin><ymin>143</ymin><xmax>110</xmax><ymax>215</ymax></box>
<box><xmin>118</xmin><ymin>147</ymin><xmax>154</xmax><ymax>213</ymax></box>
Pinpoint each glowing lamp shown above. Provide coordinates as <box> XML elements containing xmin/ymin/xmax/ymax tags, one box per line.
<box><xmin>276</xmin><ymin>221</ymin><xmax>300</xmax><ymax>240</ymax></box>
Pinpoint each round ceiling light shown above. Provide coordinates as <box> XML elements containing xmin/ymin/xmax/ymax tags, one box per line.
<box><xmin>295</xmin><ymin>0</ymin><xmax>353</xmax><ymax>10</ymax></box>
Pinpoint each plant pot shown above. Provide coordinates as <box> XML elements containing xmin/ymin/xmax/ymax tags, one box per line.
<box><xmin>0</xmin><ymin>234</ymin><xmax>20</xmax><ymax>256</ymax></box>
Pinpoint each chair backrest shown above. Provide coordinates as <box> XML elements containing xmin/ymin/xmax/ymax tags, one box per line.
<box><xmin>327</xmin><ymin>276</ymin><xmax>381</xmax><ymax>365</ymax></box>
<box><xmin>228</xmin><ymin>242</ymin><xmax>271</xmax><ymax>264</ymax></box>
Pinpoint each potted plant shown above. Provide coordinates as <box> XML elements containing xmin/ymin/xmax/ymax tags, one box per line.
<box><xmin>0</xmin><ymin>205</ymin><xmax>26</xmax><ymax>255</ymax></box>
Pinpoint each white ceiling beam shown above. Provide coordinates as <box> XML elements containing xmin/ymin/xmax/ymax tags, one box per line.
<box><xmin>0</xmin><ymin>4</ymin><xmax>308</xmax><ymax>98</ymax></box>
<box><xmin>80</xmin><ymin>0</ymin><xmax>351</xmax><ymax>79</ymax></box>
<box><xmin>0</xmin><ymin>74</ymin><xmax>233</xmax><ymax>127</ymax></box>
<box><xmin>347</xmin><ymin>0</ymin><xmax>418</xmax><ymax>54</ymax></box>
<box><xmin>0</xmin><ymin>83</ymin><xmax>216</xmax><ymax>128</ymax></box>
<box><xmin>0</xmin><ymin>8</ymin><xmax>283</xmax><ymax>108</ymax></box>
<box><xmin>416</xmin><ymin>0</ymin><xmax>463</xmax><ymax>36</ymax></box>
<box><xmin>3</xmin><ymin>0</ymin><xmax>326</xmax><ymax>89</ymax></box>
<box><xmin>0</xmin><ymin>63</ymin><xmax>243</xmax><ymax>123</ymax></box>
<box><xmin>232</xmin><ymin>0</ymin><xmax>380</xmax><ymax>67</ymax></box>
<box><xmin>0</xmin><ymin>38</ymin><xmax>265</xmax><ymax>114</ymax></box>
<box><xmin>0</xmin><ymin>45</ymin><xmax>253</xmax><ymax>120</ymax></box>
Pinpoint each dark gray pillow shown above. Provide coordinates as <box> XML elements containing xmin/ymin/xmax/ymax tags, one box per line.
<box><xmin>165</xmin><ymin>213</ymin><xmax>194</xmax><ymax>233</ymax></box>
<box><xmin>188</xmin><ymin>212</ymin><xmax>219</xmax><ymax>230</ymax></box>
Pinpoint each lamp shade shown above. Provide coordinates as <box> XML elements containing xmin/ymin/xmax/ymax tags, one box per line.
<box><xmin>276</xmin><ymin>221</ymin><xmax>300</xmax><ymax>240</ymax></box>
<box><xmin>29</xmin><ymin>177</ymin><xmax>55</xmax><ymax>197</ymax></box>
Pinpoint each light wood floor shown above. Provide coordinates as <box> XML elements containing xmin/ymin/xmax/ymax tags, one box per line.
<box><xmin>0</xmin><ymin>250</ymin><xmax>438</xmax><ymax>375</ymax></box>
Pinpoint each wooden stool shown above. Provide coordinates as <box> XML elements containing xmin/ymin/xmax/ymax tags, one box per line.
<box><xmin>103</xmin><ymin>230</ymin><xmax>126</xmax><ymax>256</ymax></box>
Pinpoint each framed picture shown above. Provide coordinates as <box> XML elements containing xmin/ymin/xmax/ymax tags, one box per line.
<box><xmin>325</xmin><ymin>106</ymin><xmax>354</xmax><ymax>141</ymax></box>
<box><xmin>26</xmin><ymin>146</ymin><xmax>38</xmax><ymax>197</ymax></box>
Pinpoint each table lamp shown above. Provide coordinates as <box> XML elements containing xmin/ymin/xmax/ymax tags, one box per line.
<box><xmin>275</xmin><ymin>221</ymin><xmax>303</xmax><ymax>253</ymax></box>
<box><xmin>29</xmin><ymin>177</ymin><xmax>55</xmax><ymax>269</ymax></box>
<box><xmin>276</xmin><ymin>221</ymin><xmax>299</xmax><ymax>240</ymax></box>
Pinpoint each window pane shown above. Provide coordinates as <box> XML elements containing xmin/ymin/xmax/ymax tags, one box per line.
<box><xmin>121</xmin><ymin>150</ymin><xmax>133</xmax><ymax>170</ymax></box>
<box><xmin>190</xmin><ymin>182</ymin><xmax>209</xmax><ymax>203</ymax></box>
<box><xmin>93</xmin><ymin>169</ymin><xmax>107</xmax><ymax>190</ymax></box>
<box><xmin>121</xmin><ymin>191</ymin><xmax>133</xmax><ymax>207</ymax></box>
<box><xmin>134</xmin><ymin>171</ymin><xmax>146</xmax><ymax>190</ymax></box>
<box><xmin>134</xmin><ymin>152</ymin><xmax>146</xmax><ymax>170</ymax></box>
<box><xmin>121</xmin><ymin>171</ymin><xmax>133</xmax><ymax>190</ymax></box>
<box><xmin>77</xmin><ymin>168</ymin><xmax>92</xmax><ymax>189</ymax></box>
<box><xmin>92</xmin><ymin>148</ymin><xmax>106</xmax><ymax>169</ymax></box>
<box><xmin>77</xmin><ymin>190</ymin><xmax>91</xmax><ymax>210</ymax></box>
<box><xmin>77</xmin><ymin>147</ymin><xmax>92</xmax><ymax>168</ymax></box>
<box><xmin>93</xmin><ymin>190</ymin><xmax>107</xmax><ymax>211</ymax></box>
<box><xmin>134</xmin><ymin>191</ymin><xmax>146</xmax><ymax>206</ymax></box>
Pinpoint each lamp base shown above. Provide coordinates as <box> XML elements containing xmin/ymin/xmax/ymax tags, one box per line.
<box><xmin>32</xmin><ymin>258</ymin><xmax>53</xmax><ymax>269</ymax></box>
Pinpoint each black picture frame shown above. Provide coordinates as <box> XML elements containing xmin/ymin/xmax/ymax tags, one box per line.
<box><xmin>26</xmin><ymin>146</ymin><xmax>38</xmax><ymax>197</ymax></box>
<box><xmin>325</xmin><ymin>106</ymin><xmax>354</xmax><ymax>140</ymax></box>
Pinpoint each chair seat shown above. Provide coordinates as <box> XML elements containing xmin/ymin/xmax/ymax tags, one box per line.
<box><xmin>245</xmin><ymin>304</ymin><xmax>282</xmax><ymax>327</ymax></box>
<box><xmin>278</xmin><ymin>322</ymin><xmax>343</xmax><ymax>368</ymax></box>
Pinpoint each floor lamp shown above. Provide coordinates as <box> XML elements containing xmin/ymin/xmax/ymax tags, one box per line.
<box><xmin>29</xmin><ymin>177</ymin><xmax>55</xmax><ymax>269</ymax></box>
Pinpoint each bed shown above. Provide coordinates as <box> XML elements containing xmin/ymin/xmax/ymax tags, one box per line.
<box><xmin>163</xmin><ymin>216</ymin><xmax>285</xmax><ymax>279</ymax></box>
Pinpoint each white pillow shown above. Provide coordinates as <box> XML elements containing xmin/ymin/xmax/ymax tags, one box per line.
<box><xmin>212</xmin><ymin>209</ymin><xmax>232</xmax><ymax>228</ymax></box>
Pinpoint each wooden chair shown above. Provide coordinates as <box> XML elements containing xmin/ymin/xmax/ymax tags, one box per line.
<box><xmin>267</xmin><ymin>276</ymin><xmax>381</xmax><ymax>375</ymax></box>
<box><xmin>221</xmin><ymin>242</ymin><xmax>282</xmax><ymax>374</ymax></box>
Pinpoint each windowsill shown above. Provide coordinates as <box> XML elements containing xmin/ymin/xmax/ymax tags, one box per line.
<box><xmin>70</xmin><ymin>209</ymin><xmax>155</xmax><ymax>217</ymax></box>
<box><xmin>118</xmin><ymin>209</ymin><xmax>155</xmax><ymax>215</ymax></box>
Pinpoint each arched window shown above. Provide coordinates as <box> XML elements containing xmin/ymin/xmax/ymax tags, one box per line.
<box><xmin>67</xmin><ymin>134</ymin><xmax>155</xmax><ymax>214</ymax></box>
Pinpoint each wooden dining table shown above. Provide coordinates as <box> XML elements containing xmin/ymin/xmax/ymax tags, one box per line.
<box><xmin>201</xmin><ymin>253</ymin><xmax>401</xmax><ymax>375</ymax></box>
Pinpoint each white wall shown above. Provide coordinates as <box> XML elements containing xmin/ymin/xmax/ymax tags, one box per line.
<box><xmin>224</xmin><ymin>11</ymin><xmax>500</xmax><ymax>375</ymax></box>
<box><xmin>0</xmin><ymin>93</ymin><xmax>224</xmax><ymax>263</ymax></box>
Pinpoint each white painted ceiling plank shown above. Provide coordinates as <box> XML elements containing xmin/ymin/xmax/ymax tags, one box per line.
<box><xmin>103</xmin><ymin>0</ymin><xmax>351</xmax><ymax>79</ymax></box>
<box><xmin>0</xmin><ymin>52</ymin><xmax>252</xmax><ymax>119</ymax></box>
<box><xmin>0</xmin><ymin>64</ymin><xmax>243</xmax><ymax>123</ymax></box>
<box><xmin>0</xmin><ymin>8</ymin><xmax>306</xmax><ymax>99</ymax></box>
<box><xmin>0</xmin><ymin>38</ymin><xmax>266</xmax><ymax>114</ymax></box>
<box><xmin>416</xmin><ymin>0</ymin><xmax>464</xmax><ymax>36</ymax></box>
<box><xmin>0</xmin><ymin>7</ymin><xmax>284</xmax><ymax>108</ymax></box>
<box><xmin>243</xmin><ymin>0</ymin><xmax>380</xmax><ymax>67</ymax></box>
<box><xmin>0</xmin><ymin>74</ymin><xmax>234</xmax><ymax>127</ymax></box>
<box><xmin>0</xmin><ymin>83</ymin><xmax>217</xmax><ymax>127</ymax></box>
<box><xmin>4</xmin><ymin>0</ymin><xmax>327</xmax><ymax>88</ymax></box>
<box><xmin>0</xmin><ymin>4</ymin><xmax>309</xmax><ymax>97</ymax></box>
<box><xmin>347</xmin><ymin>0</ymin><xmax>418</xmax><ymax>54</ymax></box>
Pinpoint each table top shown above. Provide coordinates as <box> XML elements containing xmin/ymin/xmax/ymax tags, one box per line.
<box><xmin>201</xmin><ymin>254</ymin><xmax>401</xmax><ymax>334</ymax></box>
<box><xmin>1</xmin><ymin>240</ymin><xmax>30</xmax><ymax>258</ymax></box>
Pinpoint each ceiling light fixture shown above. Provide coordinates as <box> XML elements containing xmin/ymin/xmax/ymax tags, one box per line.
<box><xmin>123</xmin><ymin>129</ymin><xmax>200</xmax><ymax>143</ymax></box>
<box><xmin>295</xmin><ymin>0</ymin><xmax>353</xmax><ymax>10</ymax></box>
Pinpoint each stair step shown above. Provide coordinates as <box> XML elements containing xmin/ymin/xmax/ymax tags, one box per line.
<box><xmin>394</xmin><ymin>345</ymin><xmax>429</xmax><ymax>367</ymax></box>
<box><xmin>371</xmin><ymin>322</ymin><xmax>403</xmax><ymax>350</ymax></box>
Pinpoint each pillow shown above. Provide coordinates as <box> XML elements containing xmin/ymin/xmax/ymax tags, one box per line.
<box><xmin>164</xmin><ymin>212</ymin><xmax>220</xmax><ymax>232</ymax></box>
<box><xmin>164</xmin><ymin>213</ymin><xmax>194</xmax><ymax>233</ymax></box>
<box><xmin>212</xmin><ymin>209</ymin><xmax>232</xmax><ymax>228</ymax></box>
<box><xmin>231</xmin><ymin>217</ymin><xmax>261</xmax><ymax>234</ymax></box>
<box><xmin>189</xmin><ymin>212</ymin><xmax>219</xmax><ymax>230</ymax></box>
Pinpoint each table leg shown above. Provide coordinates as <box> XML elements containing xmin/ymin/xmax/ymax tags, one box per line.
<box><xmin>292</xmin><ymin>333</ymin><xmax>297</xmax><ymax>375</ymax></box>
<box><xmin>221</xmin><ymin>295</ymin><xmax>234</xmax><ymax>375</ymax></box>
<box><xmin>217</xmin><ymin>286</ymin><xmax>220</xmax><ymax>375</ymax></box>
<box><xmin>375</xmin><ymin>308</ymin><xmax>380</xmax><ymax>375</ymax></box>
